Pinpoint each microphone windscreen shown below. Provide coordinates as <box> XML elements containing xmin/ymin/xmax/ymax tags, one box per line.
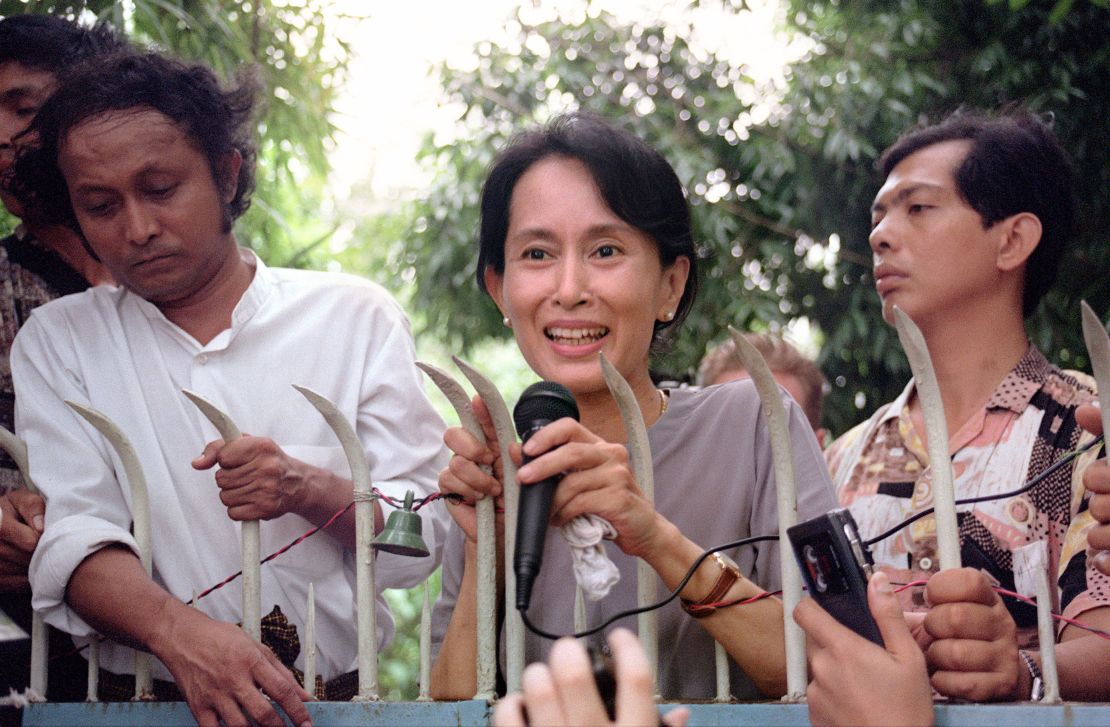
<box><xmin>513</xmin><ymin>381</ymin><xmax>579</xmax><ymax>437</ymax></box>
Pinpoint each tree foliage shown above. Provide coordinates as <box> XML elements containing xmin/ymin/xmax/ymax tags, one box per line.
<box><xmin>0</xmin><ymin>0</ymin><xmax>348</xmax><ymax>269</ymax></box>
<box><xmin>395</xmin><ymin>0</ymin><xmax>1110</xmax><ymax>436</ymax></box>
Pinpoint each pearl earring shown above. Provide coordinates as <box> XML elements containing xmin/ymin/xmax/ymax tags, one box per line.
<box><xmin>661</xmin><ymin>311</ymin><xmax>674</xmax><ymax>322</ymax></box>
<box><xmin>503</xmin><ymin>316</ymin><xmax>512</xmax><ymax>328</ymax></box>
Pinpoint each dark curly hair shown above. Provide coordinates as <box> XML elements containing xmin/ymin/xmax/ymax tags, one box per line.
<box><xmin>0</xmin><ymin>14</ymin><xmax>128</xmax><ymax>72</ymax></box>
<box><xmin>11</xmin><ymin>51</ymin><xmax>258</xmax><ymax>233</ymax></box>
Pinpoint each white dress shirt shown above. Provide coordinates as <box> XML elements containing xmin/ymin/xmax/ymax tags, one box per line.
<box><xmin>13</xmin><ymin>254</ymin><xmax>449</xmax><ymax>682</ymax></box>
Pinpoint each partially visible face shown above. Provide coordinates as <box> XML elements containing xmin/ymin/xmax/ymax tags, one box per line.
<box><xmin>485</xmin><ymin>155</ymin><xmax>689</xmax><ymax>397</ymax></box>
<box><xmin>714</xmin><ymin>367</ymin><xmax>826</xmax><ymax>442</ymax></box>
<box><xmin>711</xmin><ymin>368</ymin><xmax>806</xmax><ymax>405</ymax></box>
<box><xmin>0</xmin><ymin>62</ymin><xmax>56</xmax><ymax>217</ymax></box>
<box><xmin>869</xmin><ymin>140</ymin><xmax>1004</xmax><ymax>326</ymax></box>
<box><xmin>58</xmin><ymin>108</ymin><xmax>240</xmax><ymax>307</ymax></box>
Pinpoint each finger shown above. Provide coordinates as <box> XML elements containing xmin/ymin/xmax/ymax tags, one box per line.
<box><xmin>215</xmin><ymin>436</ymin><xmax>279</xmax><ymax>469</ymax></box>
<box><xmin>608</xmin><ymin>628</ymin><xmax>658</xmax><ymax>727</ymax></box>
<box><xmin>550</xmin><ymin>461</ymin><xmax>638</xmax><ymax>519</ymax></box>
<box><xmin>520</xmin><ymin>440</ymin><xmax>625</xmax><ymax>486</ymax></box>
<box><xmin>0</xmin><ymin>574</ymin><xmax>31</xmax><ymax>591</ymax></box>
<box><xmin>254</xmin><ymin>656</ymin><xmax>312</xmax><ymax>727</ymax></box>
<box><xmin>661</xmin><ymin>706</ymin><xmax>690</xmax><ymax>727</ymax></box>
<box><xmin>191</xmin><ymin>438</ymin><xmax>227</xmax><ymax>470</ymax></box>
<box><xmin>492</xmin><ymin>693</ymin><xmax>528</xmax><ymax>727</ymax></box>
<box><xmin>212</xmin><ymin>696</ymin><xmax>249</xmax><ymax>727</ymax></box>
<box><xmin>1086</xmin><ymin>463</ymin><xmax>1110</xmax><ymax>496</ymax></box>
<box><xmin>507</xmin><ymin>442</ymin><xmax>524</xmax><ymax>469</ymax></box>
<box><xmin>550</xmin><ymin>480</ymin><xmax>646</xmax><ymax>530</ymax></box>
<box><xmin>225</xmin><ymin>504</ymin><xmax>266</xmax><ymax>522</ymax></box>
<box><xmin>547</xmin><ymin>637</ymin><xmax>608</xmax><ymax>725</ymax></box>
<box><xmin>519</xmin><ymin>662</ymin><xmax>565</xmax><ymax>726</ymax></box>
<box><xmin>192</xmin><ymin>705</ymin><xmax>220</xmax><ymax>727</ymax></box>
<box><xmin>793</xmin><ymin>597</ymin><xmax>848</xmax><ymax>651</ymax></box>
<box><xmin>520</xmin><ymin>418</ymin><xmax>599</xmax><ymax>458</ymax></box>
<box><xmin>1090</xmin><ymin>495</ymin><xmax>1110</xmax><ymax>530</ymax></box>
<box><xmin>260</xmin><ymin>643</ymin><xmax>314</xmax><ymax>702</ymax></box>
<box><xmin>924</xmin><ymin>567</ymin><xmax>998</xmax><ymax>607</ymax></box>
<box><xmin>930</xmin><ymin>668</ymin><xmax>1015</xmax><ymax>702</ymax></box>
<box><xmin>237</xmin><ymin>686</ymin><xmax>285</xmax><ymax>727</ymax></box>
<box><xmin>8</xmin><ymin>491</ymin><xmax>45</xmax><ymax>532</ymax></box>
<box><xmin>904</xmin><ymin>611</ymin><xmax>934</xmax><ymax>651</ymax></box>
<box><xmin>0</xmin><ymin>541</ymin><xmax>32</xmax><ymax>567</ymax></box>
<box><xmin>447</xmin><ymin>452</ymin><xmax>502</xmax><ymax>497</ymax></box>
<box><xmin>444</xmin><ymin>426</ymin><xmax>497</xmax><ymax>468</ymax></box>
<box><xmin>1076</xmin><ymin>403</ymin><xmax>1103</xmax><ymax>436</ymax></box>
<box><xmin>0</xmin><ymin>514</ymin><xmax>39</xmax><ymax>554</ymax></box>
<box><xmin>926</xmin><ymin>636</ymin><xmax>1012</xmax><ymax>674</ymax></box>
<box><xmin>1094</xmin><ymin>550</ymin><xmax>1110</xmax><ymax>578</ymax></box>
<box><xmin>924</xmin><ymin>601</ymin><xmax>1008</xmax><ymax>641</ymax></box>
<box><xmin>439</xmin><ymin>467</ymin><xmax>493</xmax><ymax>505</ymax></box>
<box><xmin>471</xmin><ymin>395</ymin><xmax>501</xmax><ymax>450</ymax></box>
<box><xmin>868</xmin><ymin>572</ymin><xmax>919</xmax><ymax>657</ymax></box>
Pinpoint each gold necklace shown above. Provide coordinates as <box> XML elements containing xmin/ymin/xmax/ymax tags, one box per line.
<box><xmin>658</xmin><ymin>388</ymin><xmax>669</xmax><ymax>416</ymax></box>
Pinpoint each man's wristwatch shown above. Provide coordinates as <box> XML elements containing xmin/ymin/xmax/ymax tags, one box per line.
<box><xmin>680</xmin><ymin>552</ymin><xmax>741</xmax><ymax>618</ymax></box>
<box><xmin>1018</xmin><ymin>649</ymin><xmax>1044</xmax><ymax>702</ymax></box>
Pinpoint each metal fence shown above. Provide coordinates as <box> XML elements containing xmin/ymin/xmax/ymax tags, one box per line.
<box><xmin>10</xmin><ymin>301</ymin><xmax>1110</xmax><ymax>725</ymax></box>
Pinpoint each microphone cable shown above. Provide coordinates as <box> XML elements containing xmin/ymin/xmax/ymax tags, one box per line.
<box><xmin>519</xmin><ymin>434</ymin><xmax>1104</xmax><ymax>640</ymax></box>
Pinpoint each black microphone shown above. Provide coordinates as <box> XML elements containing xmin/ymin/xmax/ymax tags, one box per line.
<box><xmin>512</xmin><ymin>381</ymin><xmax>579</xmax><ymax>611</ymax></box>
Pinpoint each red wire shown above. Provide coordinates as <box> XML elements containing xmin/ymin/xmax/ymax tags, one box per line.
<box><xmin>890</xmin><ymin>580</ymin><xmax>1110</xmax><ymax>643</ymax></box>
<box><xmin>189</xmin><ymin>487</ymin><xmax>447</xmax><ymax>605</ymax></box>
<box><xmin>189</xmin><ymin>499</ymin><xmax>356</xmax><ymax>604</ymax></box>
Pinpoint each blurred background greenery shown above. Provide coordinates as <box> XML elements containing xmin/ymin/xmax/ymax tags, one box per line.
<box><xmin>2</xmin><ymin>0</ymin><xmax>1108</xmax><ymax>700</ymax></box>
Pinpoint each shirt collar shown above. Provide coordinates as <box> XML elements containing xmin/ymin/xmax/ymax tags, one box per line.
<box><xmin>985</xmin><ymin>343</ymin><xmax>1051</xmax><ymax>413</ymax></box>
<box><xmin>129</xmin><ymin>247</ymin><xmax>272</xmax><ymax>335</ymax></box>
<box><xmin>880</xmin><ymin>342</ymin><xmax>1047</xmax><ymax>425</ymax></box>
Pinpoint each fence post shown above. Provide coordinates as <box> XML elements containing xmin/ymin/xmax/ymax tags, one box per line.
<box><xmin>0</xmin><ymin>427</ymin><xmax>49</xmax><ymax>700</ymax></box>
<box><xmin>293</xmin><ymin>385</ymin><xmax>380</xmax><ymax>700</ymax></box>
<box><xmin>65</xmin><ymin>401</ymin><xmax>154</xmax><ymax>700</ymax></box>
<box><xmin>599</xmin><ymin>354</ymin><xmax>659</xmax><ymax>695</ymax></box>
<box><xmin>416</xmin><ymin>362</ymin><xmax>497</xmax><ymax>699</ymax></box>
<box><xmin>305</xmin><ymin>583</ymin><xmax>316</xmax><ymax>698</ymax></box>
<box><xmin>454</xmin><ymin>358</ymin><xmax>525</xmax><ymax>692</ymax></box>
<box><xmin>727</xmin><ymin>329</ymin><xmax>806</xmax><ymax>701</ymax></box>
<box><xmin>892</xmin><ymin>309</ymin><xmax>961</xmax><ymax>570</ymax></box>
<box><xmin>181</xmin><ymin>391</ymin><xmax>260</xmax><ymax>643</ymax></box>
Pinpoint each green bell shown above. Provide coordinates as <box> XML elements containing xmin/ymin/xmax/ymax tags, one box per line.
<box><xmin>372</xmin><ymin>490</ymin><xmax>429</xmax><ymax>558</ymax></box>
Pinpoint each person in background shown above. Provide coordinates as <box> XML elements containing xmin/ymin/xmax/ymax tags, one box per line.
<box><xmin>826</xmin><ymin>109</ymin><xmax>1109</xmax><ymax>701</ymax></box>
<box><xmin>0</xmin><ymin>13</ymin><xmax>124</xmax><ymax>700</ymax></box>
<box><xmin>697</xmin><ymin>332</ymin><xmax>828</xmax><ymax>444</ymax></box>
<box><xmin>9</xmin><ymin>51</ymin><xmax>448</xmax><ymax>725</ymax></box>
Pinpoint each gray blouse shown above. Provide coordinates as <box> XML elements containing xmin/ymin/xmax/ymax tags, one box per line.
<box><xmin>431</xmin><ymin>378</ymin><xmax>837</xmax><ymax>700</ymax></box>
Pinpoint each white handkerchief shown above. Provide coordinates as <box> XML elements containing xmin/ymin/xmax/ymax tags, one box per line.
<box><xmin>560</xmin><ymin>514</ymin><xmax>620</xmax><ymax>601</ymax></box>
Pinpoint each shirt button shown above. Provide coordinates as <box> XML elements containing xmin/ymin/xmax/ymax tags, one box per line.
<box><xmin>918</xmin><ymin>557</ymin><xmax>933</xmax><ymax>571</ymax></box>
<box><xmin>197</xmin><ymin>354</ymin><xmax>208</xmax><ymax>364</ymax></box>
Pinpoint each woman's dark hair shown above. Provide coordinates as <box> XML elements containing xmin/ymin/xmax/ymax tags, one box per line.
<box><xmin>0</xmin><ymin>14</ymin><xmax>128</xmax><ymax>72</ymax></box>
<box><xmin>476</xmin><ymin>112</ymin><xmax>698</xmax><ymax>339</ymax></box>
<box><xmin>11</xmin><ymin>51</ymin><xmax>258</xmax><ymax>232</ymax></box>
<box><xmin>879</xmin><ymin>109</ymin><xmax>1073</xmax><ymax>318</ymax></box>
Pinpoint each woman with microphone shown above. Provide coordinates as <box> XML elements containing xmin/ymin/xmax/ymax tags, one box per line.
<box><xmin>430</xmin><ymin>112</ymin><xmax>836</xmax><ymax>700</ymax></box>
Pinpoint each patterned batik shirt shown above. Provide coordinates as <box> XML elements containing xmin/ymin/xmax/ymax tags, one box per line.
<box><xmin>0</xmin><ymin>227</ymin><xmax>89</xmax><ymax>492</ymax></box>
<box><xmin>827</xmin><ymin>344</ymin><xmax>1106</xmax><ymax>648</ymax></box>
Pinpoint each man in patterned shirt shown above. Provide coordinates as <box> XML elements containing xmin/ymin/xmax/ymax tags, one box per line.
<box><xmin>826</xmin><ymin>110</ymin><xmax>1109</xmax><ymax>702</ymax></box>
<box><xmin>0</xmin><ymin>14</ymin><xmax>123</xmax><ymax>698</ymax></box>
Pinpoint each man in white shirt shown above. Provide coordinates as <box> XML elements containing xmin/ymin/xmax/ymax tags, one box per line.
<box><xmin>8</xmin><ymin>51</ymin><xmax>448</xmax><ymax>726</ymax></box>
